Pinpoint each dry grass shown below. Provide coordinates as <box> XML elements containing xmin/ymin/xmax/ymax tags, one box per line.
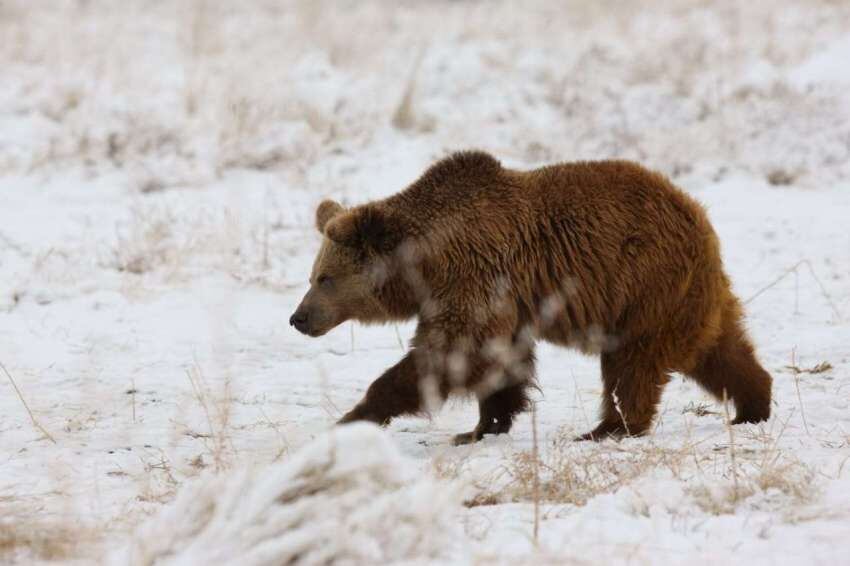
<box><xmin>185</xmin><ymin>363</ymin><xmax>236</xmax><ymax>472</ymax></box>
<box><xmin>745</xmin><ymin>260</ymin><xmax>843</xmax><ymax>323</ymax></box>
<box><xmin>691</xmin><ymin>412</ymin><xmax>818</xmax><ymax>515</ymax></box>
<box><xmin>681</xmin><ymin>401</ymin><xmax>719</xmax><ymax>417</ymax></box>
<box><xmin>785</xmin><ymin>361</ymin><xmax>833</xmax><ymax>375</ymax></box>
<box><xmin>109</xmin><ymin>204</ymin><xmax>181</xmax><ymax>275</ymax></box>
<box><xmin>0</xmin><ymin>362</ymin><xmax>56</xmax><ymax>444</ymax></box>
<box><xmin>104</xmin><ymin>198</ymin><xmax>284</xmax><ymax>285</ymax></box>
<box><xmin>499</xmin><ymin>434</ymin><xmax>684</xmax><ymax>507</ymax></box>
<box><xmin>391</xmin><ymin>46</ymin><xmax>430</xmax><ymax>132</ymax></box>
<box><xmin>1</xmin><ymin>0</ymin><xmax>847</xmax><ymax>561</ymax></box>
<box><xmin>688</xmin><ymin>451</ymin><xmax>816</xmax><ymax>516</ymax></box>
<box><xmin>455</xmin><ymin>414</ymin><xmax>819</xmax><ymax>518</ymax></box>
<box><xmin>0</xmin><ymin>506</ymin><xmax>97</xmax><ymax>563</ymax></box>
<box><xmin>3</xmin><ymin>0</ymin><xmax>849</xmax><ymax>187</ymax></box>
<box><xmin>135</xmin><ymin>451</ymin><xmax>181</xmax><ymax>505</ymax></box>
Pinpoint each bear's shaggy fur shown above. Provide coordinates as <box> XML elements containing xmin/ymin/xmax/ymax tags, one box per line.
<box><xmin>290</xmin><ymin>151</ymin><xmax>772</xmax><ymax>444</ymax></box>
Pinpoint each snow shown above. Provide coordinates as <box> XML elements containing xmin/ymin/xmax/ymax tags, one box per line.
<box><xmin>1</xmin><ymin>1</ymin><xmax>849</xmax><ymax>564</ymax></box>
<box><xmin>116</xmin><ymin>424</ymin><xmax>464</xmax><ymax>566</ymax></box>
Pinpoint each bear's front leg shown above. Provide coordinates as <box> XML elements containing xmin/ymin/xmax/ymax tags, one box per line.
<box><xmin>337</xmin><ymin>352</ymin><xmax>433</xmax><ymax>426</ymax></box>
<box><xmin>452</xmin><ymin>350</ymin><xmax>536</xmax><ymax>446</ymax></box>
<box><xmin>452</xmin><ymin>381</ymin><xmax>532</xmax><ymax>445</ymax></box>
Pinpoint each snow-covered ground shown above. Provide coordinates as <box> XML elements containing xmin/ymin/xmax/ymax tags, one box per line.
<box><xmin>2</xmin><ymin>1</ymin><xmax>849</xmax><ymax>563</ymax></box>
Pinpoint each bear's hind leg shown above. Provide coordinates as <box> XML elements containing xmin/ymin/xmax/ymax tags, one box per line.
<box><xmin>686</xmin><ymin>303</ymin><xmax>772</xmax><ymax>424</ymax></box>
<box><xmin>577</xmin><ymin>342</ymin><xmax>671</xmax><ymax>441</ymax></box>
<box><xmin>452</xmin><ymin>380</ymin><xmax>532</xmax><ymax>445</ymax></box>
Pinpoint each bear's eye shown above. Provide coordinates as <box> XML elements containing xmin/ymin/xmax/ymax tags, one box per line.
<box><xmin>317</xmin><ymin>274</ymin><xmax>332</xmax><ymax>287</ymax></box>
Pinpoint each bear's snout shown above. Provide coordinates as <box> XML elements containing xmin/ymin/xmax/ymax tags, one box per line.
<box><xmin>289</xmin><ymin>310</ymin><xmax>310</xmax><ymax>334</ymax></box>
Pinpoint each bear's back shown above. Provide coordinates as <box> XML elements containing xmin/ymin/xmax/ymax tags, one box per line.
<box><xmin>389</xmin><ymin>154</ymin><xmax>710</xmax><ymax>240</ymax></box>
<box><xmin>387</xmin><ymin>153</ymin><xmax>721</xmax><ymax>335</ymax></box>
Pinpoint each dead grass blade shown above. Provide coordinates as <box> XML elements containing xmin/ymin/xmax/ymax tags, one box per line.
<box><xmin>0</xmin><ymin>361</ymin><xmax>56</xmax><ymax>444</ymax></box>
<box><xmin>745</xmin><ymin>259</ymin><xmax>842</xmax><ymax>322</ymax></box>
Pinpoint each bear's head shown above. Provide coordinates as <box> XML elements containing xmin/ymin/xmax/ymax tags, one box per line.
<box><xmin>289</xmin><ymin>199</ymin><xmax>404</xmax><ymax>337</ymax></box>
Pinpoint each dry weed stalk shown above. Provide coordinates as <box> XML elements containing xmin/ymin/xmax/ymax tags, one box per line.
<box><xmin>257</xmin><ymin>405</ymin><xmax>289</xmax><ymax>462</ymax></box>
<box><xmin>785</xmin><ymin>360</ymin><xmax>833</xmax><ymax>375</ymax></box>
<box><xmin>721</xmin><ymin>389</ymin><xmax>740</xmax><ymax>501</ymax></box>
<box><xmin>691</xmin><ymin>410</ymin><xmax>816</xmax><ymax>514</ymax></box>
<box><xmin>788</xmin><ymin>348</ymin><xmax>811</xmax><ymax>435</ymax></box>
<box><xmin>131</xmin><ymin>377</ymin><xmax>137</xmax><ymax>423</ymax></box>
<box><xmin>137</xmin><ymin>450</ymin><xmax>180</xmax><ymax>504</ymax></box>
<box><xmin>185</xmin><ymin>363</ymin><xmax>234</xmax><ymax>471</ymax></box>
<box><xmin>1</xmin><ymin>361</ymin><xmax>56</xmax><ymax>444</ymax></box>
<box><xmin>391</xmin><ymin>45</ymin><xmax>427</xmax><ymax>131</ymax></box>
<box><xmin>531</xmin><ymin>401</ymin><xmax>540</xmax><ymax>545</ymax></box>
<box><xmin>611</xmin><ymin>384</ymin><xmax>631</xmax><ymax>437</ymax></box>
<box><xmin>681</xmin><ymin>401</ymin><xmax>719</xmax><ymax>417</ymax></box>
<box><xmin>500</xmin><ymin>430</ymin><xmax>687</xmax><ymax>508</ymax></box>
<box><xmin>745</xmin><ymin>259</ymin><xmax>842</xmax><ymax>322</ymax></box>
<box><xmin>394</xmin><ymin>325</ymin><xmax>406</xmax><ymax>351</ymax></box>
<box><xmin>749</xmin><ymin>411</ymin><xmax>814</xmax><ymax>500</ymax></box>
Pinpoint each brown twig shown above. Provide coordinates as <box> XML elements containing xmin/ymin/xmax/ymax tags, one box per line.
<box><xmin>1</xmin><ymin>362</ymin><xmax>57</xmax><ymax>444</ymax></box>
<box><xmin>185</xmin><ymin>365</ymin><xmax>230</xmax><ymax>470</ymax></box>
<box><xmin>262</xmin><ymin>206</ymin><xmax>270</xmax><ymax>271</ymax></box>
<box><xmin>789</xmin><ymin>348</ymin><xmax>810</xmax><ymax>436</ymax></box>
<box><xmin>785</xmin><ymin>361</ymin><xmax>833</xmax><ymax>375</ymax></box>
<box><xmin>393</xmin><ymin>325</ymin><xmax>405</xmax><ymax>351</ymax></box>
<box><xmin>391</xmin><ymin>44</ymin><xmax>426</xmax><ymax>130</ymax></box>
<box><xmin>611</xmin><ymin>382</ymin><xmax>631</xmax><ymax>437</ymax></box>
<box><xmin>531</xmin><ymin>401</ymin><xmax>540</xmax><ymax>546</ymax></box>
<box><xmin>722</xmin><ymin>388</ymin><xmax>739</xmax><ymax>501</ymax></box>
<box><xmin>745</xmin><ymin>259</ymin><xmax>842</xmax><ymax>322</ymax></box>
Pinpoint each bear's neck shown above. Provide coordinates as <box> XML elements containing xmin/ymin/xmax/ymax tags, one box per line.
<box><xmin>370</xmin><ymin>250</ymin><xmax>427</xmax><ymax>322</ymax></box>
<box><xmin>374</xmin><ymin>273</ymin><xmax>419</xmax><ymax>321</ymax></box>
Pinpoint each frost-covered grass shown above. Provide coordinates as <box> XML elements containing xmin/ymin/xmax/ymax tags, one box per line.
<box><xmin>119</xmin><ymin>424</ymin><xmax>464</xmax><ymax>566</ymax></box>
<box><xmin>3</xmin><ymin>0</ymin><xmax>850</xmax><ymax>188</ymax></box>
<box><xmin>1</xmin><ymin>1</ymin><xmax>850</xmax><ymax>564</ymax></box>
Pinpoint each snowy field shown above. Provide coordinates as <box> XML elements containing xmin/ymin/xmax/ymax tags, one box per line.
<box><xmin>2</xmin><ymin>1</ymin><xmax>850</xmax><ymax>564</ymax></box>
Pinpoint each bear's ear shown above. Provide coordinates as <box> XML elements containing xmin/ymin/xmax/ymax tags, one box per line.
<box><xmin>315</xmin><ymin>199</ymin><xmax>345</xmax><ymax>233</ymax></box>
<box><xmin>325</xmin><ymin>206</ymin><xmax>401</xmax><ymax>253</ymax></box>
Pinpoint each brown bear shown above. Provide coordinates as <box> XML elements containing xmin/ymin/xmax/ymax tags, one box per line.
<box><xmin>290</xmin><ymin>151</ymin><xmax>772</xmax><ymax>444</ymax></box>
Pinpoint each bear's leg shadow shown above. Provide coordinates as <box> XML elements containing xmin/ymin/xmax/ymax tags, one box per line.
<box><xmin>685</xmin><ymin>302</ymin><xmax>772</xmax><ymax>424</ymax></box>
<box><xmin>577</xmin><ymin>341</ymin><xmax>671</xmax><ymax>441</ymax></box>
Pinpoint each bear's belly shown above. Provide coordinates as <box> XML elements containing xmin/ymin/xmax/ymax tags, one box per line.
<box><xmin>539</xmin><ymin>321</ymin><xmax>618</xmax><ymax>355</ymax></box>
